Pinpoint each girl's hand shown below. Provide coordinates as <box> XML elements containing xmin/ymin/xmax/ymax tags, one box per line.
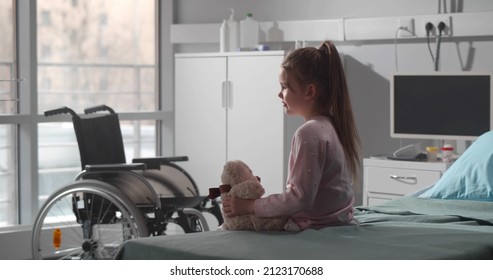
<box><xmin>222</xmin><ymin>196</ymin><xmax>255</xmax><ymax>218</ymax></box>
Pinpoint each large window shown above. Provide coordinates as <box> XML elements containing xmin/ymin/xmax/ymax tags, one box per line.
<box><xmin>0</xmin><ymin>0</ymin><xmax>164</xmax><ymax>227</ymax></box>
<box><xmin>36</xmin><ymin>0</ymin><xmax>157</xmax><ymax>211</ymax></box>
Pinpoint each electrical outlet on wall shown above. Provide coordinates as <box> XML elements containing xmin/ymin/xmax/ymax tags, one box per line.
<box><xmin>398</xmin><ymin>18</ymin><xmax>415</xmax><ymax>37</ymax></box>
<box><xmin>418</xmin><ymin>16</ymin><xmax>452</xmax><ymax>37</ymax></box>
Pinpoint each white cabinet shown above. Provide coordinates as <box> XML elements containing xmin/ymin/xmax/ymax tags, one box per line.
<box><xmin>362</xmin><ymin>158</ymin><xmax>451</xmax><ymax>206</ymax></box>
<box><xmin>175</xmin><ymin>51</ymin><xmax>286</xmax><ymax>196</ymax></box>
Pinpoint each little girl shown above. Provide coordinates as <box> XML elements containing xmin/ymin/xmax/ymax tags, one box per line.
<box><xmin>222</xmin><ymin>41</ymin><xmax>361</xmax><ymax>231</ymax></box>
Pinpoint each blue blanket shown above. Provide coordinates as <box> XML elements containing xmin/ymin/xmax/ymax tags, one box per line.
<box><xmin>115</xmin><ymin>197</ymin><xmax>493</xmax><ymax>260</ymax></box>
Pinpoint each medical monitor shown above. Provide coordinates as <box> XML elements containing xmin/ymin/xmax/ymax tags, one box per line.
<box><xmin>391</xmin><ymin>72</ymin><xmax>493</xmax><ymax>140</ymax></box>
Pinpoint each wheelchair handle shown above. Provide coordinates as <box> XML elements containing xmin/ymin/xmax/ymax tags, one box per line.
<box><xmin>84</xmin><ymin>104</ymin><xmax>116</xmax><ymax>115</ymax></box>
<box><xmin>44</xmin><ymin>106</ymin><xmax>78</xmax><ymax>118</ymax></box>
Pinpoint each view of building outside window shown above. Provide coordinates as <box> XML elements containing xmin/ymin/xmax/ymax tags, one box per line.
<box><xmin>37</xmin><ymin>0</ymin><xmax>157</xmax><ymax>208</ymax></box>
<box><xmin>0</xmin><ymin>0</ymin><xmax>18</xmax><ymax>226</ymax></box>
<box><xmin>37</xmin><ymin>0</ymin><xmax>156</xmax><ymax>113</ymax></box>
<box><xmin>0</xmin><ymin>0</ymin><xmax>157</xmax><ymax>226</ymax></box>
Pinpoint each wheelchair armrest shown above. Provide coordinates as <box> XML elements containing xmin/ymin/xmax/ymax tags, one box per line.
<box><xmin>132</xmin><ymin>156</ymin><xmax>189</xmax><ymax>169</ymax></box>
<box><xmin>85</xmin><ymin>163</ymin><xmax>146</xmax><ymax>172</ymax></box>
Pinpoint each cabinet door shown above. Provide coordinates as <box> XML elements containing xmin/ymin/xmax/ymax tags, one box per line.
<box><xmin>175</xmin><ymin>56</ymin><xmax>227</xmax><ymax>195</ymax></box>
<box><xmin>227</xmin><ymin>55</ymin><xmax>285</xmax><ymax>195</ymax></box>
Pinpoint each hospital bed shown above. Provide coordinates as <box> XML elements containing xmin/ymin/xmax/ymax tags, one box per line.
<box><xmin>115</xmin><ymin>131</ymin><xmax>493</xmax><ymax>260</ymax></box>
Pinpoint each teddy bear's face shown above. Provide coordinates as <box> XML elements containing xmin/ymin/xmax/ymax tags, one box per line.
<box><xmin>221</xmin><ymin>160</ymin><xmax>259</xmax><ymax>185</ymax></box>
<box><xmin>236</xmin><ymin>161</ymin><xmax>257</xmax><ymax>181</ymax></box>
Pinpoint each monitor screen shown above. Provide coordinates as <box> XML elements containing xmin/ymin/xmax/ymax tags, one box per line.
<box><xmin>391</xmin><ymin>73</ymin><xmax>493</xmax><ymax>140</ymax></box>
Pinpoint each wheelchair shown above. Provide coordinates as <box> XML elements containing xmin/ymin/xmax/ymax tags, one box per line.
<box><xmin>31</xmin><ymin>105</ymin><xmax>223</xmax><ymax>260</ymax></box>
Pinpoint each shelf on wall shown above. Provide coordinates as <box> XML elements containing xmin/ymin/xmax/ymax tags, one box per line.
<box><xmin>170</xmin><ymin>11</ymin><xmax>493</xmax><ymax>44</ymax></box>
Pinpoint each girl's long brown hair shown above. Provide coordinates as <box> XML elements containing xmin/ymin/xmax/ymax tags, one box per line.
<box><xmin>282</xmin><ymin>41</ymin><xmax>361</xmax><ymax>182</ymax></box>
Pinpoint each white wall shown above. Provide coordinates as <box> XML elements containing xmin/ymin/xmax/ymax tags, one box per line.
<box><xmin>173</xmin><ymin>0</ymin><xmax>493</xmax><ymax>22</ymax></box>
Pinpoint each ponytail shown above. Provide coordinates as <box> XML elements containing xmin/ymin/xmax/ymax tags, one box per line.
<box><xmin>318</xmin><ymin>41</ymin><xmax>361</xmax><ymax>183</ymax></box>
<box><xmin>282</xmin><ymin>41</ymin><xmax>361</xmax><ymax>183</ymax></box>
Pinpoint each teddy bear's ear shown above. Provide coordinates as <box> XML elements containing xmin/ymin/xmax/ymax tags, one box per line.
<box><xmin>221</xmin><ymin>161</ymin><xmax>238</xmax><ymax>184</ymax></box>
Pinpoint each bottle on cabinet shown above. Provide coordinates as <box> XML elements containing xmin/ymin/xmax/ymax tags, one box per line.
<box><xmin>441</xmin><ymin>144</ymin><xmax>455</xmax><ymax>162</ymax></box>
<box><xmin>426</xmin><ymin>146</ymin><xmax>439</xmax><ymax>162</ymax></box>
<box><xmin>227</xmin><ymin>9</ymin><xmax>239</xmax><ymax>51</ymax></box>
<box><xmin>219</xmin><ymin>9</ymin><xmax>239</xmax><ymax>52</ymax></box>
<box><xmin>240</xmin><ymin>13</ymin><xmax>259</xmax><ymax>49</ymax></box>
<box><xmin>219</xmin><ymin>19</ymin><xmax>229</xmax><ymax>52</ymax></box>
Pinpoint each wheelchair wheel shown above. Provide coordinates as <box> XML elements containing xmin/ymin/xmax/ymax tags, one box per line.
<box><xmin>32</xmin><ymin>180</ymin><xmax>148</xmax><ymax>260</ymax></box>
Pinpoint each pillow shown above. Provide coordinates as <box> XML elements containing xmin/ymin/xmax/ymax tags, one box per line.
<box><xmin>419</xmin><ymin>130</ymin><xmax>493</xmax><ymax>201</ymax></box>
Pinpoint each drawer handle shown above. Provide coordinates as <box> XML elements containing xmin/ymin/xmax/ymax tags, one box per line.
<box><xmin>390</xmin><ymin>175</ymin><xmax>417</xmax><ymax>184</ymax></box>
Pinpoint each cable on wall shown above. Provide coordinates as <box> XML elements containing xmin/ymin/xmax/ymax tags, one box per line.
<box><xmin>425</xmin><ymin>22</ymin><xmax>435</xmax><ymax>66</ymax></box>
<box><xmin>394</xmin><ymin>26</ymin><xmax>414</xmax><ymax>71</ymax></box>
<box><xmin>394</xmin><ymin>28</ymin><xmax>402</xmax><ymax>71</ymax></box>
<box><xmin>434</xmin><ymin>21</ymin><xmax>446</xmax><ymax>71</ymax></box>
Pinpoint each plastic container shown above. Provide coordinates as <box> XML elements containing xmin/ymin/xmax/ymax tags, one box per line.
<box><xmin>441</xmin><ymin>144</ymin><xmax>455</xmax><ymax>162</ymax></box>
<box><xmin>240</xmin><ymin>13</ymin><xmax>259</xmax><ymax>49</ymax></box>
<box><xmin>426</xmin><ymin>146</ymin><xmax>438</xmax><ymax>162</ymax></box>
<box><xmin>219</xmin><ymin>19</ymin><xmax>229</xmax><ymax>52</ymax></box>
<box><xmin>227</xmin><ymin>9</ymin><xmax>239</xmax><ymax>51</ymax></box>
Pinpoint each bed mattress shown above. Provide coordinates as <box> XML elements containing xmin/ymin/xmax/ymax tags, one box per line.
<box><xmin>115</xmin><ymin>197</ymin><xmax>493</xmax><ymax>260</ymax></box>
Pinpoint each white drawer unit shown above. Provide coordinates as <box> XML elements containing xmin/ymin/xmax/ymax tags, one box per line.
<box><xmin>362</xmin><ymin>158</ymin><xmax>451</xmax><ymax>206</ymax></box>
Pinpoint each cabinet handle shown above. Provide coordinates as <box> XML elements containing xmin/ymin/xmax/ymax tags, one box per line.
<box><xmin>227</xmin><ymin>81</ymin><xmax>232</xmax><ymax>108</ymax></box>
<box><xmin>390</xmin><ymin>175</ymin><xmax>417</xmax><ymax>183</ymax></box>
<box><xmin>221</xmin><ymin>81</ymin><xmax>232</xmax><ymax>109</ymax></box>
<box><xmin>221</xmin><ymin>81</ymin><xmax>228</xmax><ymax>108</ymax></box>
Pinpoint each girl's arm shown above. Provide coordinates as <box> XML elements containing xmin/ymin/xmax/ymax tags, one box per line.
<box><xmin>222</xmin><ymin>196</ymin><xmax>255</xmax><ymax>217</ymax></box>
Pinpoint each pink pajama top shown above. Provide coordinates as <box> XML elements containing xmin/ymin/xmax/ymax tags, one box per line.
<box><xmin>254</xmin><ymin>115</ymin><xmax>355</xmax><ymax>230</ymax></box>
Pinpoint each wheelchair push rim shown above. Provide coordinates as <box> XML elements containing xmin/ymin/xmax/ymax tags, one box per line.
<box><xmin>32</xmin><ymin>180</ymin><xmax>148</xmax><ymax>260</ymax></box>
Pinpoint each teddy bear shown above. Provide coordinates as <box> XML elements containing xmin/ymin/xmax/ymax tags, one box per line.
<box><xmin>208</xmin><ymin>160</ymin><xmax>287</xmax><ymax>231</ymax></box>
